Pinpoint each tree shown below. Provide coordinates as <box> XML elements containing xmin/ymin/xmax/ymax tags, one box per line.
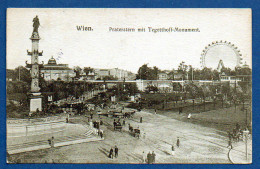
<box><xmin>151</xmin><ymin>66</ymin><xmax>160</xmax><ymax>80</ymax></box>
<box><xmin>125</xmin><ymin>83</ymin><xmax>139</xmax><ymax>95</ymax></box>
<box><xmin>221</xmin><ymin>82</ymin><xmax>231</xmax><ymax>100</ymax></box>
<box><xmin>200</xmin><ymin>67</ymin><xmax>214</xmax><ymax>80</ymax></box>
<box><xmin>74</xmin><ymin>66</ymin><xmax>82</xmax><ymax>78</ymax></box>
<box><xmin>12</xmin><ymin>66</ymin><xmax>31</xmax><ymax>84</ymax></box>
<box><xmin>212</xmin><ymin>69</ymin><xmax>220</xmax><ymax>80</ymax></box>
<box><xmin>145</xmin><ymin>85</ymin><xmax>158</xmax><ymax>93</ymax></box>
<box><xmin>83</xmin><ymin>67</ymin><xmax>94</xmax><ymax>75</ymax></box>
<box><xmin>235</xmin><ymin>67</ymin><xmax>251</xmax><ymax>76</ymax></box>
<box><xmin>177</xmin><ymin>61</ymin><xmax>188</xmax><ymax>80</ymax></box>
<box><xmin>171</xmin><ymin>83</ymin><xmax>182</xmax><ymax>91</ymax></box>
<box><xmin>39</xmin><ymin>74</ymin><xmax>48</xmax><ymax>92</ymax></box>
<box><xmin>221</xmin><ymin>67</ymin><xmax>236</xmax><ymax>76</ymax></box>
<box><xmin>103</xmin><ymin>75</ymin><xmax>118</xmax><ymax>81</ymax></box>
<box><xmin>167</xmin><ymin>69</ymin><xmax>175</xmax><ymax>80</ymax></box>
<box><xmin>136</xmin><ymin>64</ymin><xmax>151</xmax><ymax>80</ymax></box>
<box><xmin>185</xmin><ymin>82</ymin><xmax>200</xmax><ymax>99</ymax></box>
<box><xmin>136</xmin><ymin>64</ymin><xmax>161</xmax><ymax>80</ymax></box>
<box><xmin>188</xmin><ymin>65</ymin><xmax>193</xmax><ymax>80</ymax></box>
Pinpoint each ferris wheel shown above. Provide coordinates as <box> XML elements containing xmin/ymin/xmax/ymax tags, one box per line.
<box><xmin>200</xmin><ymin>41</ymin><xmax>243</xmax><ymax>69</ymax></box>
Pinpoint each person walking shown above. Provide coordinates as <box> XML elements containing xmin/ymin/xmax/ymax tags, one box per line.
<box><xmin>187</xmin><ymin>113</ymin><xmax>191</xmax><ymax>119</ymax></box>
<box><xmin>109</xmin><ymin>147</ymin><xmax>114</xmax><ymax>159</ymax></box>
<box><xmin>176</xmin><ymin>137</ymin><xmax>180</xmax><ymax>148</ymax></box>
<box><xmin>113</xmin><ymin>119</ymin><xmax>117</xmax><ymax>130</ymax></box>
<box><xmin>115</xmin><ymin>146</ymin><xmax>119</xmax><ymax>158</ymax></box>
<box><xmin>179</xmin><ymin>107</ymin><xmax>182</xmax><ymax>114</ymax></box>
<box><xmin>48</xmin><ymin>136</ymin><xmax>54</xmax><ymax>148</ymax></box>
<box><xmin>142</xmin><ymin>151</ymin><xmax>146</xmax><ymax>163</ymax></box>
<box><xmin>100</xmin><ymin>129</ymin><xmax>103</xmax><ymax>139</ymax></box>
<box><xmin>151</xmin><ymin>151</ymin><xmax>156</xmax><ymax>163</ymax></box>
<box><xmin>147</xmin><ymin>152</ymin><xmax>152</xmax><ymax>164</ymax></box>
<box><xmin>143</xmin><ymin>132</ymin><xmax>146</xmax><ymax>139</ymax></box>
<box><xmin>171</xmin><ymin>145</ymin><xmax>175</xmax><ymax>156</ymax></box>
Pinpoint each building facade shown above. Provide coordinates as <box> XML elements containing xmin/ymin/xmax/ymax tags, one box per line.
<box><xmin>158</xmin><ymin>72</ymin><xmax>168</xmax><ymax>80</ymax></box>
<box><xmin>94</xmin><ymin>68</ymin><xmax>136</xmax><ymax>80</ymax></box>
<box><xmin>41</xmin><ymin>57</ymin><xmax>76</xmax><ymax>81</ymax></box>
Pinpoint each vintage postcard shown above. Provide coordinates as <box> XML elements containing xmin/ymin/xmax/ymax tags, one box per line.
<box><xmin>6</xmin><ymin>8</ymin><xmax>252</xmax><ymax>164</ymax></box>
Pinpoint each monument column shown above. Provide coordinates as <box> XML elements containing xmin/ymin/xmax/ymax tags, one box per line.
<box><xmin>26</xmin><ymin>16</ymin><xmax>43</xmax><ymax>113</ymax></box>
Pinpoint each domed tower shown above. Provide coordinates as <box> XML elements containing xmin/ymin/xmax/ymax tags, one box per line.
<box><xmin>48</xmin><ymin>56</ymin><xmax>57</xmax><ymax>65</ymax></box>
<box><xmin>26</xmin><ymin>15</ymin><xmax>43</xmax><ymax>113</ymax></box>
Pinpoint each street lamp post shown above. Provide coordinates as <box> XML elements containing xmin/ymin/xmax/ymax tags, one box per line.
<box><xmin>245</xmin><ymin>108</ymin><xmax>248</xmax><ymax>128</ymax></box>
<box><xmin>234</xmin><ymin>99</ymin><xmax>236</xmax><ymax>113</ymax></box>
<box><xmin>193</xmin><ymin>99</ymin><xmax>195</xmax><ymax>110</ymax></box>
<box><xmin>243</xmin><ymin>129</ymin><xmax>249</xmax><ymax>161</ymax></box>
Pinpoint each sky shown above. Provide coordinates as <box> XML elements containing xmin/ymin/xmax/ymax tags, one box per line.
<box><xmin>7</xmin><ymin>8</ymin><xmax>252</xmax><ymax>73</ymax></box>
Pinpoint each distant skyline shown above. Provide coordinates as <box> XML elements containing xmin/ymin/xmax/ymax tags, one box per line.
<box><xmin>7</xmin><ymin>9</ymin><xmax>252</xmax><ymax>73</ymax></box>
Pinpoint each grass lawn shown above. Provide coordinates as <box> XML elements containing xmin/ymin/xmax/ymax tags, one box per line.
<box><xmin>139</xmin><ymin>93</ymin><xmax>251</xmax><ymax>133</ymax></box>
<box><xmin>152</xmin><ymin>104</ymin><xmax>251</xmax><ymax>134</ymax></box>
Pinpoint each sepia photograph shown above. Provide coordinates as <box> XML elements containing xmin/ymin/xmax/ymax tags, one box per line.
<box><xmin>6</xmin><ymin>8</ymin><xmax>252</xmax><ymax>164</ymax></box>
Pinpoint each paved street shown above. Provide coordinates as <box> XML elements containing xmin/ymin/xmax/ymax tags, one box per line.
<box><xmin>10</xmin><ymin>109</ymin><xmax>241</xmax><ymax>164</ymax></box>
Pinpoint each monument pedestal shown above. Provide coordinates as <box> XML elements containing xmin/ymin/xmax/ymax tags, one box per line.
<box><xmin>29</xmin><ymin>92</ymin><xmax>43</xmax><ymax>112</ymax></box>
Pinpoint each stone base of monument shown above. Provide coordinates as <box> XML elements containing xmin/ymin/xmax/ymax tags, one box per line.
<box><xmin>29</xmin><ymin>92</ymin><xmax>43</xmax><ymax>112</ymax></box>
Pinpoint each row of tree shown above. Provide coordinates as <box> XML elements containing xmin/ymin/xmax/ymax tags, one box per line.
<box><xmin>136</xmin><ymin>62</ymin><xmax>252</xmax><ymax>80</ymax></box>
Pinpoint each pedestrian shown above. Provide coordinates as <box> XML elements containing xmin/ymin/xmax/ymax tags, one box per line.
<box><xmin>151</xmin><ymin>151</ymin><xmax>156</xmax><ymax>163</ymax></box>
<box><xmin>176</xmin><ymin>137</ymin><xmax>180</xmax><ymax>147</ymax></box>
<box><xmin>113</xmin><ymin>119</ymin><xmax>117</xmax><ymax>130</ymax></box>
<box><xmin>90</xmin><ymin>112</ymin><xmax>93</xmax><ymax>119</ymax></box>
<box><xmin>97</xmin><ymin>122</ymin><xmax>100</xmax><ymax>130</ymax></box>
<box><xmin>154</xmin><ymin>109</ymin><xmax>157</xmax><ymax>114</ymax></box>
<box><xmin>147</xmin><ymin>152</ymin><xmax>152</xmax><ymax>164</ymax></box>
<box><xmin>115</xmin><ymin>146</ymin><xmax>119</xmax><ymax>158</ymax></box>
<box><xmin>123</xmin><ymin>119</ymin><xmax>125</xmax><ymax>126</ymax></box>
<box><xmin>179</xmin><ymin>107</ymin><xmax>182</xmax><ymax>114</ymax></box>
<box><xmin>109</xmin><ymin>147</ymin><xmax>114</xmax><ymax>159</ymax></box>
<box><xmin>100</xmin><ymin>129</ymin><xmax>103</xmax><ymax>139</ymax></box>
<box><xmin>98</xmin><ymin>129</ymin><xmax>101</xmax><ymax>136</ymax></box>
<box><xmin>187</xmin><ymin>113</ymin><xmax>191</xmax><ymax>119</ymax></box>
<box><xmin>171</xmin><ymin>145</ymin><xmax>175</xmax><ymax>156</ymax></box>
<box><xmin>89</xmin><ymin>119</ymin><xmax>93</xmax><ymax>128</ymax></box>
<box><xmin>48</xmin><ymin>136</ymin><xmax>54</xmax><ymax>148</ymax></box>
<box><xmin>140</xmin><ymin>117</ymin><xmax>142</xmax><ymax>123</ymax></box>
<box><xmin>129</xmin><ymin>123</ymin><xmax>132</xmax><ymax>132</ymax></box>
<box><xmin>143</xmin><ymin>132</ymin><xmax>146</xmax><ymax>139</ymax></box>
<box><xmin>142</xmin><ymin>151</ymin><xmax>146</xmax><ymax>163</ymax></box>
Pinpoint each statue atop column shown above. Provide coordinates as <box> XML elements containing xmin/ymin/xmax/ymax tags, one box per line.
<box><xmin>31</xmin><ymin>15</ymin><xmax>40</xmax><ymax>39</ymax></box>
<box><xmin>27</xmin><ymin>15</ymin><xmax>43</xmax><ymax>112</ymax></box>
<box><xmin>33</xmin><ymin>15</ymin><xmax>40</xmax><ymax>33</ymax></box>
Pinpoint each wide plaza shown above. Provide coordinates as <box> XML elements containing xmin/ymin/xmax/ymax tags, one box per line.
<box><xmin>8</xmin><ymin>102</ymin><xmax>252</xmax><ymax>164</ymax></box>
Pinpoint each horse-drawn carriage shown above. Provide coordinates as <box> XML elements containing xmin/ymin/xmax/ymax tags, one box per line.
<box><xmin>228</xmin><ymin>124</ymin><xmax>245</xmax><ymax>142</ymax></box>
<box><xmin>114</xmin><ymin>122</ymin><xmax>122</xmax><ymax>131</ymax></box>
<box><xmin>122</xmin><ymin>108</ymin><xmax>136</xmax><ymax>118</ymax></box>
<box><xmin>231</xmin><ymin>130</ymin><xmax>243</xmax><ymax>142</ymax></box>
<box><xmin>128</xmin><ymin>124</ymin><xmax>140</xmax><ymax>138</ymax></box>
